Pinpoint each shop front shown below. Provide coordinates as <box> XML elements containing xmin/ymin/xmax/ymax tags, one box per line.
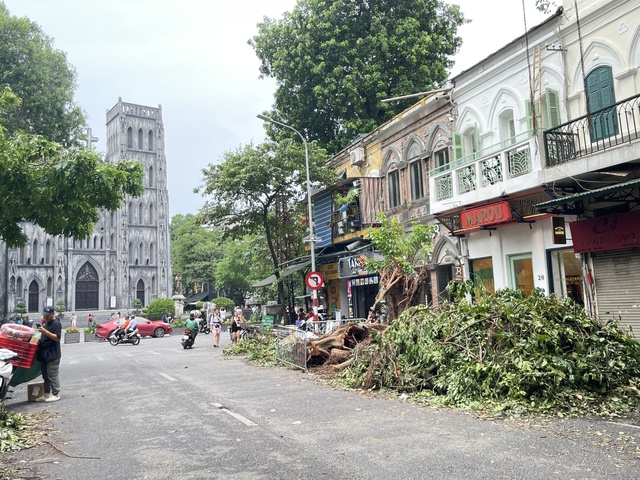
<box><xmin>338</xmin><ymin>251</ymin><xmax>380</xmax><ymax>319</ymax></box>
<box><xmin>569</xmin><ymin>210</ymin><xmax>640</xmax><ymax>337</ymax></box>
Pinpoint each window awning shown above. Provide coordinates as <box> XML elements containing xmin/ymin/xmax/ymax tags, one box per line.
<box><xmin>536</xmin><ymin>178</ymin><xmax>640</xmax><ymax>213</ymax></box>
<box><xmin>252</xmin><ymin>260</ymin><xmax>311</xmax><ymax>288</ymax></box>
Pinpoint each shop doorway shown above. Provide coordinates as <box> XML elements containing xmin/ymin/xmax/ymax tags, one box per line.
<box><xmin>509</xmin><ymin>253</ymin><xmax>534</xmax><ymax>294</ymax></box>
<box><xmin>436</xmin><ymin>264</ymin><xmax>454</xmax><ymax>302</ymax></box>
<box><xmin>548</xmin><ymin>249</ymin><xmax>584</xmax><ymax>304</ymax></box>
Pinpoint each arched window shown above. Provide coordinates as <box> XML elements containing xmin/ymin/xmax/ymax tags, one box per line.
<box><xmin>28</xmin><ymin>280</ymin><xmax>39</xmax><ymax>312</ymax></box>
<box><xmin>138</xmin><ymin>242</ymin><xmax>144</xmax><ymax>263</ymax></box>
<box><xmin>19</xmin><ymin>246</ymin><xmax>26</xmax><ymax>264</ymax></box>
<box><xmin>45</xmin><ymin>240</ymin><xmax>52</xmax><ymax>264</ymax></box>
<box><xmin>148</xmin><ymin>130</ymin><xmax>154</xmax><ymax>151</ymax></box>
<box><xmin>32</xmin><ymin>239</ymin><xmax>38</xmax><ymax>265</ymax></box>
<box><xmin>586</xmin><ymin>66</ymin><xmax>618</xmax><ymax>141</ymax></box>
<box><xmin>75</xmin><ymin>262</ymin><xmax>99</xmax><ymax>310</ymax></box>
<box><xmin>149</xmin><ymin>203</ymin><xmax>154</xmax><ymax>223</ymax></box>
<box><xmin>110</xmin><ymin>233</ymin><xmax>115</xmax><ymax>249</ymax></box>
<box><xmin>407</xmin><ymin>142</ymin><xmax>424</xmax><ymax>201</ymax></box>
<box><xmin>138</xmin><ymin>128</ymin><xmax>143</xmax><ymax>150</ymax></box>
<box><xmin>93</xmin><ymin>236</ymin><xmax>98</xmax><ymax>249</ymax></box>
<box><xmin>128</xmin><ymin>242</ymin><xmax>134</xmax><ymax>264</ymax></box>
<box><xmin>9</xmin><ymin>276</ymin><xmax>15</xmax><ymax>293</ymax></box>
<box><xmin>111</xmin><ymin>211</ymin><xmax>116</xmax><ymax>226</ymax></box>
<box><xmin>16</xmin><ymin>277</ymin><xmax>23</xmax><ymax>298</ymax></box>
<box><xmin>499</xmin><ymin>109</ymin><xmax>516</xmax><ymax>145</ymax></box>
<box><xmin>100</xmin><ymin>236</ymin><xmax>104</xmax><ymax>249</ymax></box>
<box><xmin>127</xmin><ymin>127</ymin><xmax>133</xmax><ymax>148</ymax></box>
<box><xmin>136</xmin><ymin>279</ymin><xmax>145</xmax><ymax>307</ymax></box>
<box><xmin>47</xmin><ymin>277</ymin><xmax>53</xmax><ymax>296</ymax></box>
<box><xmin>148</xmin><ymin>166</ymin><xmax>154</xmax><ymax>187</ymax></box>
<box><xmin>139</xmin><ymin>203</ymin><xmax>144</xmax><ymax>224</ymax></box>
<box><xmin>149</xmin><ymin>242</ymin><xmax>156</xmax><ymax>265</ymax></box>
<box><xmin>128</xmin><ymin>202</ymin><xmax>134</xmax><ymax>223</ymax></box>
<box><xmin>388</xmin><ymin>170</ymin><xmax>401</xmax><ymax>208</ymax></box>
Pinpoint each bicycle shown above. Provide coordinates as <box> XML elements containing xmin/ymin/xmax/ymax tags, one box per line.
<box><xmin>239</xmin><ymin>323</ymin><xmax>262</xmax><ymax>341</ymax></box>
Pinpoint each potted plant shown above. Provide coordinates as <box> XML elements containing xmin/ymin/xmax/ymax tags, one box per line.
<box><xmin>14</xmin><ymin>301</ymin><xmax>27</xmax><ymax>321</ymax></box>
<box><xmin>64</xmin><ymin>326</ymin><xmax>80</xmax><ymax>344</ymax></box>
<box><xmin>83</xmin><ymin>321</ymin><xmax>97</xmax><ymax>342</ymax></box>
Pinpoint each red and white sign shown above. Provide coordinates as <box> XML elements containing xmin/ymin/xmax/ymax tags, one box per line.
<box><xmin>305</xmin><ymin>271</ymin><xmax>324</xmax><ymax>290</ymax></box>
<box><xmin>461</xmin><ymin>201</ymin><xmax>512</xmax><ymax>229</ymax></box>
<box><xmin>569</xmin><ymin>211</ymin><xmax>640</xmax><ymax>253</ymax></box>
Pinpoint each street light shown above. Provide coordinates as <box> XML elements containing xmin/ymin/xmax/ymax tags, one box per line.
<box><xmin>257</xmin><ymin>114</ymin><xmax>320</xmax><ymax>323</ymax></box>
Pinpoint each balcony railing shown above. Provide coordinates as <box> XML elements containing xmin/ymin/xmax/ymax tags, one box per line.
<box><xmin>544</xmin><ymin>92</ymin><xmax>640</xmax><ymax>166</ymax></box>
<box><xmin>432</xmin><ymin>136</ymin><xmax>534</xmax><ymax>202</ymax></box>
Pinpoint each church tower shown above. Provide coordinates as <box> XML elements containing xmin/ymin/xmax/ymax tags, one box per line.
<box><xmin>0</xmin><ymin>98</ymin><xmax>172</xmax><ymax>318</ymax></box>
<box><xmin>105</xmin><ymin>98</ymin><xmax>173</xmax><ymax>307</ymax></box>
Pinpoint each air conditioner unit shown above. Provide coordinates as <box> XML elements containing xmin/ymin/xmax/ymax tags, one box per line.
<box><xmin>349</xmin><ymin>147</ymin><xmax>365</xmax><ymax>165</ymax></box>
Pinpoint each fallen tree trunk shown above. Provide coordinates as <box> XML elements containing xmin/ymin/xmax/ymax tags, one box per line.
<box><xmin>306</xmin><ymin>322</ymin><xmax>387</xmax><ymax>367</ymax></box>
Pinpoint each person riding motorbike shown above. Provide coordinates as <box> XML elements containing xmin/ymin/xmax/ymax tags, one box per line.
<box><xmin>185</xmin><ymin>312</ymin><xmax>199</xmax><ymax>342</ymax></box>
<box><xmin>124</xmin><ymin>315</ymin><xmax>139</xmax><ymax>339</ymax></box>
<box><xmin>115</xmin><ymin>315</ymin><xmax>131</xmax><ymax>340</ymax></box>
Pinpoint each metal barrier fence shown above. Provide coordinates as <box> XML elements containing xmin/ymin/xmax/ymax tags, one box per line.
<box><xmin>274</xmin><ymin>319</ymin><xmax>366</xmax><ymax>372</ymax></box>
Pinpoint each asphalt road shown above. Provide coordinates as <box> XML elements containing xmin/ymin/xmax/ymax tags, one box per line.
<box><xmin>3</xmin><ymin>332</ymin><xmax>640</xmax><ymax>479</ymax></box>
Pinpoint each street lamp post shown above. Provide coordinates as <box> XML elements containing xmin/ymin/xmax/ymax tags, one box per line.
<box><xmin>257</xmin><ymin>114</ymin><xmax>319</xmax><ymax>323</ymax></box>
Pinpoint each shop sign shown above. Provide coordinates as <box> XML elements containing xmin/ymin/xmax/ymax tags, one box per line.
<box><xmin>321</xmin><ymin>262</ymin><xmax>339</xmax><ymax>280</ymax></box>
<box><xmin>569</xmin><ymin>210</ymin><xmax>640</xmax><ymax>253</ymax></box>
<box><xmin>552</xmin><ymin>217</ymin><xmax>566</xmax><ymax>244</ymax></box>
<box><xmin>339</xmin><ymin>251</ymin><xmax>373</xmax><ymax>278</ymax></box>
<box><xmin>461</xmin><ymin>201</ymin><xmax>512</xmax><ymax>229</ymax></box>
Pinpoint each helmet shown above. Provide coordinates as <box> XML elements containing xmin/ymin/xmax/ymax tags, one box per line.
<box><xmin>189</xmin><ymin>312</ymin><xmax>195</xmax><ymax>318</ymax></box>
<box><xmin>193</xmin><ymin>310</ymin><xmax>201</xmax><ymax>318</ymax></box>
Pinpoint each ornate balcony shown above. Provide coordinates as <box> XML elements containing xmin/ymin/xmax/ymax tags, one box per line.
<box><xmin>431</xmin><ymin>133</ymin><xmax>535</xmax><ymax>207</ymax></box>
<box><xmin>544</xmin><ymin>92</ymin><xmax>640</xmax><ymax>166</ymax></box>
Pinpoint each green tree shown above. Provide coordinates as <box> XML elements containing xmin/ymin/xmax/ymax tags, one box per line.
<box><xmin>170</xmin><ymin>214</ymin><xmax>224</xmax><ymax>296</ymax></box>
<box><xmin>197</xmin><ymin>140</ymin><xmax>335</xmax><ymax>310</ymax></box>
<box><xmin>250</xmin><ymin>0</ymin><xmax>465</xmax><ymax>153</ymax></box>
<box><xmin>214</xmin><ymin>238</ymin><xmax>254</xmax><ymax>303</ymax></box>
<box><xmin>0</xmin><ymin>89</ymin><xmax>144</xmax><ymax>247</ymax></box>
<box><xmin>366</xmin><ymin>213</ymin><xmax>437</xmax><ymax>321</ymax></box>
<box><xmin>0</xmin><ymin>3</ymin><xmax>86</xmax><ymax>145</ymax></box>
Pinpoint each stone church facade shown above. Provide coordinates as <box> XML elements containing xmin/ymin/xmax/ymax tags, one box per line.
<box><xmin>0</xmin><ymin>98</ymin><xmax>172</xmax><ymax>318</ymax></box>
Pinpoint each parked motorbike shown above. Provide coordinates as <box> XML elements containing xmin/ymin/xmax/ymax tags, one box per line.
<box><xmin>198</xmin><ymin>318</ymin><xmax>210</xmax><ymax>334</ymax></box>
<box><xmin>181</xmin><ymin>328</ymin><xmax>196</xmax><ymax>349</ymax></box>
<box><xmin>108</xmin><ymin>327</ymin><xmax>141</xmax><ymax>346</ymax></box>
<box><xmin>0</xmin><ymin>348</ymin><xmax>18</xmax><ymax>400</ymax></box>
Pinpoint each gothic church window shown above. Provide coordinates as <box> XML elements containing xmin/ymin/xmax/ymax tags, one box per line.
<box><xmin>149</xmin><ymin>203</ymin><xmax>154</xmax><ymax>223</ymax></box>
<box><xmin>75</xmin><ymin>262</ymin><xmax>99</xmax><ymax>310</ymax></box>
<box><xmin>16</xmin><ymin>278</ymin><xmax>23</xmax><ymax>297</ymax></box>
<box><xmin>128</xmin><ymin>202</ymin><xmax>134</xmax><ymax>223</ymax></box>
<box><xmin>47</xmin><ymin>277</ymin><xmax>53</xmax><ymax>296</ymax></box>
<box><xmin>127</xmin><ymin>127</ymin><xmax>133</xmax><ymax>148</ymax></box>
<box><xmin>138</xmin><ymin>128</ymin><xmax>143</xmax><ymax>150</ymax></box>
<box><xmin>149</xmin><ymin>166</ymin><xmax>154</xmax><ymax>187</ymax></box>
<box><xmin>148</xmin><ymin>130</ymin><xmax>154</xmax><ymax>151</ymax></box>
<box><xmin>32</xmin><ymin>239</ymin><xmax>38</xmax><ymax>265</ymax></box>
<box><xmin>45</xmin><ymin>240</ymin><xmax>52</xmax><ymax>264</ymax></box>
<box><xmin>28</xmin><ymin>281</ymin><xmax>39</xmax><ymax>312</ymax></box>
<box><xmin>139</xmin><ymin>203</ymin><xmax>144</xmax><ymax>224</ymax></box>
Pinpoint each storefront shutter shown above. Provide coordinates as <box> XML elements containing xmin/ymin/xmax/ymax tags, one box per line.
<box><xmin>592</xmin><ymin>249</ymin><xmax>640</xmax><ymax>339</ymax></box>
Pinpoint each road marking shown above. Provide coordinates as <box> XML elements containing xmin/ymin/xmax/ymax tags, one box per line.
<box><xmin>607</xmin><ymin>421</ymin><xmax>640</xmax><ymax>430</ymax></box>
<box><xmin>159</xmin><ymin>372</ymin><xmax>177</xmax><ymax>382</ymax></box>
<box><xmin>147</xmin><ymin>351</ymin><xmax>161</xmax><ymax>355</ymax></box>
<box><xmin>211</xmin><ymin>402</ymin><xmax>256</xmax><ymax>426</ymax></box>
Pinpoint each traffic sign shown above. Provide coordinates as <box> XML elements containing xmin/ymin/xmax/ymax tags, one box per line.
<box><xmin>305</xmin><ymin>271</ymin><xmax>324</xmax><ymax>290</ymax></box>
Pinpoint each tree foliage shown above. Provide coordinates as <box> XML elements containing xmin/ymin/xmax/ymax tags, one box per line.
<box><xmin>250</xmin><ymin>0</ymin><xmax>466</xmax><ymax>153</ymax></box>
<box><xmin>0</xmin><ymin>2</ymin><xmax>86</xmax><ymax>145</ymax></box>
<box><xmin>343</xmin><ymin>285</ymin><xmax>640</xmax><ymax>416</ymax></box>
<box><xmin>170</xmin><ymin>214</ymin><xmax>224</xmax><ymax>296</ymax></box>
<box><xmin>144</xmin><ymin>298</ymin><xmax>175</xmax><ymax>320</ymax></box>
<box><xmin>214</xmin><ymin>238</ymin><xmax>255</xmax><ymax>302</ymax></box>
<box><xmin>196</xmin><ymin>140</ymin><xmax>335</xmax><ymax>307</ymax></box>
<box><xmin>0</xmin><ymin>89</ymin><xmax>144</xmax><ymax>247</ymax></box>
<box><xmin>365</xmin><ymin>213</ymin><xmax>437</xmax><ymax>321</ymax></box>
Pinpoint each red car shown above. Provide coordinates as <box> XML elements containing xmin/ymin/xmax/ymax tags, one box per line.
<box><xmin>96</xmin><ymin>317</ymin><xmax>172</xmax><ymax>339</ymax></box>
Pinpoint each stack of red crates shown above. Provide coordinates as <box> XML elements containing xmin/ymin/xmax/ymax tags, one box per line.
<box><xmin>0</xmin><ymin>336</ymin><xmax>38</xmax><ymax>368</ymax></box>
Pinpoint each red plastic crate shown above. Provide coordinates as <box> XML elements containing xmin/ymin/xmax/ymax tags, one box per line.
<box><xmin>0</xmin><ymin>335</ymin><xmax>37</xmax><ymax>368</ymax></box>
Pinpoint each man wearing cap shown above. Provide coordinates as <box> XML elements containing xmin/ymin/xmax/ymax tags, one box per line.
<box><xmin>36</xmin><ymin>306</ymin><xmax>62</xmax><ymax>402</ymax></box>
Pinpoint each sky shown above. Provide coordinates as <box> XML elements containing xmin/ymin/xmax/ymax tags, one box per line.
<box><xmin>4</xmin><ymin>0</ymin><xmax>549</xmax><ymax>217</ymax></box>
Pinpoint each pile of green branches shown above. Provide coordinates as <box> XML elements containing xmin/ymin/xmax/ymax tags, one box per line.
<box><xmin>341</xmin><ymin>283</ymin><xmax>640</xmax><ymax>415</ymax></box>
<box><xmin>224</xmin><ymin>337</ymin><xmax>277</xmax><ymax>367</ymax></box>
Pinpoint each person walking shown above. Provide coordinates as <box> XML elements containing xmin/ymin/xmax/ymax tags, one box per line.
<box><xmin>209</xmin><ymin>308</ymin><xmax>222</xmax><ymax>348</ymax></box>
<box><xmin>36</xmin><ymin>306</ymin><xmax>62</xmax><ymax>402</ymax></box>
<box><xmin>230</xmin><ymin>312</ymin><xmax>242</xmax><ymax>343</ymax></box>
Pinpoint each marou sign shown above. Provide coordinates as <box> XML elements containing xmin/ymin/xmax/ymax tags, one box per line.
<box><xmin>461</xmin><ymin>201</ymin><xmax>512</xmax><ymax>229</ymax></box>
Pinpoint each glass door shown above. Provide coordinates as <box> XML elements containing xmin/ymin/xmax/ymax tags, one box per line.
<box><xmin>509</xmin><ymin>253</ymin><xmax>534</xmax><ymax>295</ymax></box>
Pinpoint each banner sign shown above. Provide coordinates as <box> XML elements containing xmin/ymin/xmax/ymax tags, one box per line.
<box><xmin>461</xmin><ymin>201</ymin><xmax>512</xmax><ymax>229</ymax></box>
<box><xmin>569</xmin><ymin>210</ymin><xmax>640</xmax><ymax>253</ymax></box>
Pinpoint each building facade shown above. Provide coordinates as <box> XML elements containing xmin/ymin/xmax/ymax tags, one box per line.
<box><xmin>0</xmin><ymin>98</ymin><xmax>172</xmax><ymax>318</ymax></box>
